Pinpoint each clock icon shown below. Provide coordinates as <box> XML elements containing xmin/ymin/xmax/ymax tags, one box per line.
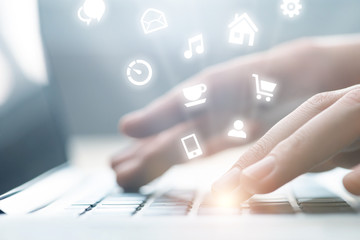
<box><xmin>126</xmin><ymin>59</ymin><xmax>153</xmax><ymax>86</ymax></box>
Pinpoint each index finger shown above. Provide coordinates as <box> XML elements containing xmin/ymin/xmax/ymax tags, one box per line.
<box><xmin>241</xmin><ymin>87</ymin><xmax>360</xmax><ymax>194</ymax></box>
<box><xmin>212</xmin><ymin>86</ymin><xmax>354</xmax><ymax>194</ymax></box>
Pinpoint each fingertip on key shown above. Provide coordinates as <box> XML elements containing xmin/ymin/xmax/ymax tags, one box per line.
<box><xmin>212</xmin><ymin>167</ymin><xmax>242</xmax><ymax>194</ymax></box>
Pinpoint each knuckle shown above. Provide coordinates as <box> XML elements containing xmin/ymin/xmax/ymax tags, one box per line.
<box><xmin>289</xmin><ymin>132</ymin><xmax>307</xmax><ymax>149</ymax></box>
<box><xmin>277</xmin><ymin>132</ymin><xmax>306</xmax><ymax>157</ymax></box>
<box><xmin>234</xmin><ymin>135</ymin><xmax>275</xmax><ymax>170</ymax></box>
<box><xmin>339</xmin><ymin>87</ymin><xmax>360</xmax><ymax>135</ymax></box>
<box><xmin>250</xmin><ymin>135</ymin><xmax>275</xmax><ymax>159</ymax></box>
<box><xmin>341</xmin><ymin>88</ymin><xmax>360</xmax><ymax>105</ymax></box>
<box><xmin>306</xmin><ymin>92</ymin><xmax>334</xmax><ymax>111</ymax></box>
<box><xmin>233</xmin><ymin>160</ymin><xmax>249</xmax><ymax>170</ymax></box>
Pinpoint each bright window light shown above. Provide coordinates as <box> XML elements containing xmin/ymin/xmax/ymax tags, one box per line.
<box><xmin>0</xmin><ymin>0</ymin><xmax>48</xmax><ymax>85</ymax></box>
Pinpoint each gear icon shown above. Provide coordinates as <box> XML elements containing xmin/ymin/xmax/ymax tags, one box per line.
<box><xmin>281</xmin><ymin>0</ymin><xmax>302</xmax><ymax>18</ymax></box>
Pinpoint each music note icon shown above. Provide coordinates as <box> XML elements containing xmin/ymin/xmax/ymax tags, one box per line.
<box><xmin>184</xmin><ymin>34</ymin><xmax>205</xmax><ymax>59</ymax></box>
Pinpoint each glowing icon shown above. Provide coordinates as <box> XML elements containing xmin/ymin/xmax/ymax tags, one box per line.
<box><xmin>184</xmin><ymin>34</ymin><xmax>205</xmax><ymax>59</ymax></box>
<box><xmin>253</xmin><ymin>74</ymin><xmax>277</xmax><ymax>102</ymax></box>
<box><xmin>141</xmin><ymin>8</ymin><xmax>168</xmax><ymax>34</ymax></box>
<box><xmin>228</xmin><ymin>120</ymin><xmax>247</xmax><ymax>139</ymax></box>
<box><xmin>182</xmin><ymin>84</ymin><xmax>207</xmax><ymax>107</ymax></box>
<box><xmin>228</xmin><ymin>13</ymin><xmax>258</xmax><ymax>46</ymax></box>
<box><xmin>126</xmin><ymin>60</ymin><xmax>153</xmax><ymax>86</ymax></box>
<box><xmin>77</xmin><ymin>0</ymin><xmax>106</xmax><ymax>25</ymax></box>
<box><xmin>181</xmin><ymin>134</ymin><xmax>203</xmax><ymax>160</ymax></box>
<box><xmin>281</xmin><ymin>0</ymin><xmax>302</xmax><ymax>18</ymax></box>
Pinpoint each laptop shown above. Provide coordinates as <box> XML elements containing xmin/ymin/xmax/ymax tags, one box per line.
<box><xmin>1</xmin><ymin>1</ymin><xmax>360</xmax><ymax>239</ymax></box>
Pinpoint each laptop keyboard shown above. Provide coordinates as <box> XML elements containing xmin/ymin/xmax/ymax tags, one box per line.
<box><xmin>61</xmin><ymin>176</ymin><xmax>359</xmax><ymax>217</ymax></box>
<box><xmin>66</xmin><ymin>187</ymin><xmax>357</xmax><ymax>217</ymax></box>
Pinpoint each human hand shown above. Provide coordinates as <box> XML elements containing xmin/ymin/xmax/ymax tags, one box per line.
<box><xmin>212</xmin><ymin>85</ymin><xmax>360</xmax><ymax>199</ymax></box>
<box><xmin>112</xmin><ymin>37</ymin><xmax>360</xmax><ymax>191</ymax></box>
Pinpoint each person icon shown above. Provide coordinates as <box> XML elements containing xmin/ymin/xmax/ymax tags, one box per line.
<box><xmin>227</xmin><ymin>120</ymin><xmax>247</xmax><ymax>139</ymax></box>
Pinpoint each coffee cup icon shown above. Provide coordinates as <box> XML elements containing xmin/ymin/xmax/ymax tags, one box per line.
<box><xmin>182</xmin><ymin>84</ymin><xmax>207</xmax><ymax>108</ymax></box>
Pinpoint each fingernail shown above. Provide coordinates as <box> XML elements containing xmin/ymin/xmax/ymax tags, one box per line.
<box><xmin>231</xmin><ymin>186</ymin><xmax>253</xmax><ymax>202</ymax></box>
<box><xmin>212</xmin><ymin>167</ymin><xmax>241</xmax><ymax>193</ymax></box>
<box><xmin>242</xmin><ymin>156</ymin><xmax>275</xmax><ymax>181</ymax></box>
<box><xmin>343</xmin><ymin>170</ymin><xmax>360</xmax><ymax>196</ymax></box>
<box><xmin>122</xmin><ymin>111</ymin><xmax>141</xmax><ymax>123</ymax></box>
<box><xmin>120</xmin><ymin>111</ymin><xmax>144</xmax><ymax>135</ymax></box>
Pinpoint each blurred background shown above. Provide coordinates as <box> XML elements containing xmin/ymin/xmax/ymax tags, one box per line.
<box><xmin>5</xmin><ymin>0</ymin><xmax>360</xmax><ymax>135</ymax></box>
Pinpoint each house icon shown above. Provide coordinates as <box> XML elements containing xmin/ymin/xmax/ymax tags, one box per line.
<box><xmin>228</xmin><ymin>13</ymin><xmax>258</xmax><ymax>46</ymax></box>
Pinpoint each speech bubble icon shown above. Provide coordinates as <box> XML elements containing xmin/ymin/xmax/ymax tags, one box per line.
<box><xmin>83</xmin><ymin>0</ymin><xmax>106</xmax><ymax>22</ymax></box>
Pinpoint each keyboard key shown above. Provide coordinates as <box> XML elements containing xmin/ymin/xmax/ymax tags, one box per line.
<box><xmin>69</xmin><ymin>204</ymin><xmax>90</xmax><ymax>208</ymax></box>
<box><xmin>292</xmin><ymin>177</ymin><xmax>339</xmax><ymax>199</ymax></box>
<box><xmin>97</xmin><ymin>204</ymin><xmax>139</xmax><ymax>209</ymax></box>
<box><xmin>89</xmin><ymin>211</ymin><xmax>133</xmax><ymax>217</ymax></box>
<box><xmin>104</xmin><ymin>193</ymin><xmax>147</xmax><ymax>201</ymax></box>
<box><xmin>101</xmin><ymin>200</ymin><xmax>144</xmax><ymax>205</ymax></box>
<box><xmin>198</xmin><ymin>194</ymin><xmax>241</xmax><ymax>215</ymax></box>
<box><xmin>155</xmin><ymin>190</ymin><xmax>195</xmax><ymax>203</ymax></box>
<box><xmin>101</xmin><ymin>193</ymin><xmax>147</xmax><ymax>205</ymax></box>
<box><xmin>297</xmin><ymin>197</ymin><xmax>344</xmax><ymax>204</ymax></box>
<box><xmin>141</xmin><ymin>206</ymin><xmax>189</xmax><ymax>216</ymax></box>
<box><xmin>149</xmin><ymin>202</ymin><xmax>189</xmax><ymax>207</ymax></box>
<box><xmin>298</xmin><ymin>198</ymin><xmax>356</xmax><ymax>214</ymax></box>
<box><xmin>198</xmin><ymin>207</ymin><xmax>240</xmax><ymax>215</ymax></box>
<box><xmin>249</xmin><ymin>202</ymin><xmax>295</xmax><ymax>214</ymax></box>
<box><xmin>300</xmin><ymin>205</ymin><xmax>356</xmax><ymax>214</ymax></box>
<box><xmin>142</xmin><ymin>211</ymin><xmax>188</xmax><ymax>216</ymax></box>
<box><xmin>106</xmin><ymin>192</ymin><xmax>146</xmax><ymax>198</ymax></box>
<box><xmin>249</xmin><ymin>195</ymin><xmax>289</xmax><ymax>203</ymax></box>
<box><xmin>96</xmin><ymin>207</ymin><xmax>135</xmax><ymax>212</ymax></box>
<box><xmin>146</xmin><ymin>205</ymin><xmax>189</xmax><ymax>210</ymax></box>
<box><xmin>63</xmin><ymin>207</ymin><xmax>88</xmax><ymax>216</ymax></box>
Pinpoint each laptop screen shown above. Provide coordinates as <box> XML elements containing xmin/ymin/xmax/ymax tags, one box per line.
<box><xmin>0</xmin><ymin>1</ymin><xmax>68</xmax><ymax>196</ymax></box>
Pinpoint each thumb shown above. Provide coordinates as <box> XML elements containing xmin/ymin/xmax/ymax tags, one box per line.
<box><xmin>343</xmin><ymin>164</ymin><xmax>360</xmax><ymax>195</ymax></box>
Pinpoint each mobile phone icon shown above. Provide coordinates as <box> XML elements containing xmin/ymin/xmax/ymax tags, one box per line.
<box><xmin>181</xmin><ymin>134</ymin><xmax>203</xmax><ymax>160</ymax></box>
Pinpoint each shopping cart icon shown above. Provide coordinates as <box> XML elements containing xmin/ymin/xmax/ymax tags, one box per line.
<box><xmin>253</xmin><ymin>74</ymin><xmax>277</xmax><ymax>102</ymax></box>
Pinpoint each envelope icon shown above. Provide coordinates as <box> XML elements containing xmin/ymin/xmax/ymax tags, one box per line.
<box><xmin>141</xmin><ymin>8</ymin><xmax>168</xmax><ymax>34</ymax></box>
